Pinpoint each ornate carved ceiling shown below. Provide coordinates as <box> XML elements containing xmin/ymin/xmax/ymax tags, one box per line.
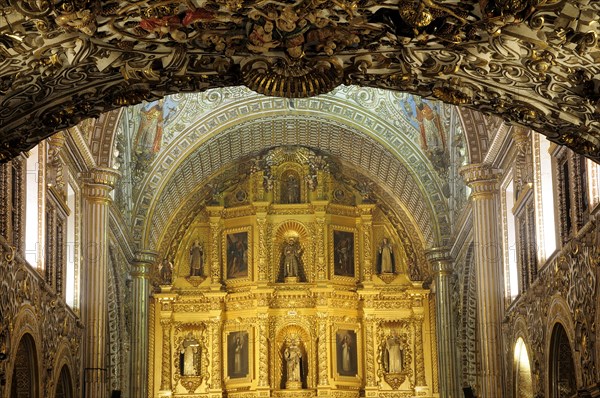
<box><xmin>125</xmin><ymin>88</ymin><xmax>454</xmax><ymax>250</ymax></box>
<box><xmin>0</xmin><ymin>1</ymin><xmax>599</xmax><ymax>162</ymax></box>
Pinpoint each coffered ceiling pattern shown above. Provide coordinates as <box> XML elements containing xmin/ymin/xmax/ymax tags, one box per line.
<box><xmin>120</xmin><ymin>86</ymin><xmax>453</xmax><ymax>249</ymax></box>
<box><xmin>138</xmin><ymin>115</ymin><xmax>445</xmax><ymax>250</ymax></box>
<box><xmin>0</xmin><ymin>1</ymin><xmax>598</xmax><ymax>162</ymax></box>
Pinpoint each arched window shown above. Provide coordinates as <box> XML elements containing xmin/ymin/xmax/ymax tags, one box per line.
<box><xmin>501</xmin><ymin>173</ymin><xmax>519</xmax><ymax>300</ymax></box>
<box><xmin>533</xmin><ymin>134</ymin><xmax>557</xmax><ymax>263</ymax></box>
<box><xmin>25</xmin><ymin>145</ymin><xmax>44</xmax><ymax>270</ymax></box>
<box><xmin>65</xmin><ymin>181</ymin><xmax>80</xmax><ymax>309</ymax></box>
<box><xmin>549</xmin><ymin>323</ymin><xmax>576</xmax><ymax>398</ymax></box>
<box><xmin>514</xmin><ymin>337</ymin><xmax>533</xmax><ymax>398</ymax></box>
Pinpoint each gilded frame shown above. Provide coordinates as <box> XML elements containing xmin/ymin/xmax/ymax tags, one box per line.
<box><xmin>222</xmin><ymin>226</ymin><xmax>252</xmax><ymax>283</ymax></box>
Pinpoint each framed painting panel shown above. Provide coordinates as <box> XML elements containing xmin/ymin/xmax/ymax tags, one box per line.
<box><xmin>334</xmin><ymin>328</ymin><xmax>359</xmax><ymax>378</ymax></box>
<box><xmin>223</xmin><ymin>227</ymin><xmax>252</xmax><ymax>281</ymax></box>
<box><xmin>331</xmin><ymin>229</ymin><xmax>356</xmax><ymax>278</ymax></box>
<box><xmin>225</xmin><ymin>330</ymin><xmax>252</xmax><ymax>382</ymax></box>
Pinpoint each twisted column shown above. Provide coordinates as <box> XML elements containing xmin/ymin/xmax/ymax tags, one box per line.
<box><xmin>82</xmin><ymin>167</ymin><xmax>119</xmax><ymax>398</ymax></box>
<box><xmin>426</xmin><ymin>248</ymin><xmax>460</xmax><ymax>398</ymax></box>
<box><xmin>460</xmin><ymin>164</ymin><xmax>504</xmax><ymax>397</ymax></box>
<box><xmin>130</xmin><ymin>250</ymin><xmax>158</xmax><ymax>398</ymax></box>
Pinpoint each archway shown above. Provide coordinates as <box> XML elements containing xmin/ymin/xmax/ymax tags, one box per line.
<box><xmin>549</xmin><ymin>323</ymin><xmax>577</xmax><ymax>398</ymax></box>
<box><xmin>10</xmin><ymin>333</ymin><xmax>39</xmax><ymax>398</ymax></box>
<box><xmin>514</xmin><ymin>338</ymin><xmax>533</xmax><ymax>398</ymax></box>
<box><xmin>55</xmin><ymin>365</ymin><xmax>74</xmax><ymax>398</ymax></box>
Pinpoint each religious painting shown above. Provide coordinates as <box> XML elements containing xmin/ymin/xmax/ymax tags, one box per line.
<box><xmin>132</xmin><ymin>96</ymin><xmax>180</xmax><ymax>154</ymax></box>
<box><xmin>333</xmin><ymin>230</ymin><xmax>354</xmax><ymax>277</ymax></box>
<box><xmin>226</xmin><ymin>231</ymin><xmax>249</xmax><ymax>279</ymax></box>
<box><xmin>227</xmin><ymin>331</ymin><xmax>249</xmax><ymax>379</ymax></box>
<box><xmin>335</xmin><ymin>329</ymin><xmax>358</xmax><ymax>377</ymax></box>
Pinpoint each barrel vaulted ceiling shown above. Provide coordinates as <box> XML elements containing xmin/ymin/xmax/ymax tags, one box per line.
<box><xmin>115</xmin><ymin>86</ymin><xmax>461</xmax><ymax>251</ymax></box>
<box><xmin>0</xmin><ymin>1</ymin><xmax>599</xmax><ymax>162</ymax></box>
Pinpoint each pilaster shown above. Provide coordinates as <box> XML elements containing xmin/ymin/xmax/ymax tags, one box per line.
<box><xmin>82</xmin><ymin>167</ymin><xmax>120</xmax><ymax>398</ymax></box>
<box><xmin>358</xmin><ymin>204</ymin><xmax>375</xmax><ymax>283</ymax></box>
<box><xmin>313</xmin><ymin>201</ymin><xmax>328</xmax><ymax>282</ymax></box>
<box><xmin>426</xmin><ymin>247</ymin><xmax>460</xmax><ymax>398</ymax></box>
<box><xmin>130</xmin><ymin>250</ymin><xmax>158</xmax><ymax>398</ymax></box>
<box><xmin>207</xmin><ymin>206</ymin><xmax>224</xmax><ymax>288</ymax></box>
<box><xmin>460</xmin><ymin>163</ymin><xmax>504</xmax><ymax>397</ymax></box>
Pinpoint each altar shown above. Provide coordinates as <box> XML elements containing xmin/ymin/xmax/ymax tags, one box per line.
<box><xmin>150</xmin><ymin>147</ymin><xmax>438</xmax><ymax>397</ymax></box>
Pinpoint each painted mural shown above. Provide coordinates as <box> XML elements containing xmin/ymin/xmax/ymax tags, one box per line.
<box><xmin>132</xmin><ymin>97</ymin><xmax>180</xmax><ymax>155</ymax></box>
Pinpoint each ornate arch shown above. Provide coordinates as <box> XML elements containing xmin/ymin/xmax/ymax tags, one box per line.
<box><xmin>7</xmin><ymin>307</ymin><xmax>42</xmax><ymax>398</ymax></box>
<box><xmin>546</xmin><ymin>296</ymin><xmax>579</xmax><ymax>393</ymax></box>
<box><xmin>0</xmin><ymin>2</ymin><xmax>599</xmax><ymax>164</ymax></box>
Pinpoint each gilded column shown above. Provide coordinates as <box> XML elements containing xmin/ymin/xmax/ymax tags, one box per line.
<box><xmin>358</xmin><ymin>204</ymin><xmax>375</xmax><ymax>283</ymax></box>
<box><xmin>426</xmin><ymin>248</ymin><xmax>459</xmax><ymax>398</ymax></box>
<box><xmin>255</xmin><ymin>204</ymin><xmax>269</xmax><ymax>282</ymax></box>
<box><xmin>82</xmin><ymin>167</ymin><xmax>120</xmax><ymax>398</ymax></box>
<box><xmin>314</xmin><ymin>202</ymin><xmax>327</xmax><ymax>281</ymax></box>
<box><xmin>460</xmin><ymin>164</ymin><xmax>504</xmax><ymax>397</ymax></box>
<box><xmin>160</xmin><ymin>319</ymin><xmax>172</xmax><ymax>391</ymax></box>
<box><xmin>209</xmin><ymin>318</ymin><xmax>223</xmax><ymax>390</ymax></box>
<box><xmin>317</xmin><ymin>312</ymin><xmax>329</xmax><ymax>386</ymax></box>
<box><xmin>257</xmin><ymin>313</ymin><xmax>269</xmax><ymax>387</ymax></box>
<box><xmin>130</xmin><ymin>250</ymin><xmax>158</xmax><ymax>398</ymax></box>
<box><xmin>414</xmin><ymin>315</ymin><xmax>427</xmax><ymax>387</ymax></box>
<box><xmin>364</xmin><ymin>315</ymin><xmax>377</xmax><ymax>387</ymax></box>
<box><xmin>207</xmin><ymin>206</ymin><xmax>223</xmax><ymax>288</ymax></box>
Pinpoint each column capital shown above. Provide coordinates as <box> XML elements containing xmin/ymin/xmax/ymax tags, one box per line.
<box><xmin>425</xmin><ymin>247</ymin><xmax>453</xmax><ymax>274</ymax></box>
<box><xmin>134</xmin><ymin>250</ymin><xmax>159</xmax><ymax>264</ymax></box>
<box><xmin>460</xmin><ymin>163</ymin><xmax>501</xmax><ymax>196</ymax></box>
<box><xmin>132</xmin><ymin>250</ymin><xmax>159</xmax><ymax>277</ymax></box>
<box><xmin>82</xmin><ymin>167</ymin><xmax>121</xmax><ymax>200</ymax></box>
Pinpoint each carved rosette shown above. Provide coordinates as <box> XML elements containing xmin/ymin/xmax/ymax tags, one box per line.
<box><xmin>242</xmin><ymin>57</ymin><xmax>344</xmax><ymax>98</ymax></box>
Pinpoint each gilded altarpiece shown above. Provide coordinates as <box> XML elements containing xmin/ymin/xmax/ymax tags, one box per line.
<box><xmin>149</xmin><ymin>147</ymin><xmax>438</xmax><ymax>398</ymax></box>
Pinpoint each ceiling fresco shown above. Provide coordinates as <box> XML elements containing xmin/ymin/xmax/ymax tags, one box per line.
<box><xmin>0</xmin><ymin>1</ymin><xmax>598</xmax><ymax>162</ymax></box>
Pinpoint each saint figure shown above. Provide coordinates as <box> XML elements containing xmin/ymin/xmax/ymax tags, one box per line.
<box><xmin>342</xmin><ymin>335</ymin><xmax>351</xmax><ymax>372</ymax></box>
<box><xmin>386</xmin><ymin>336</ymin><xmax>403</xmax><ymax>373</ymax></box>
<box><xmin>180</xmin><ymin>333</ymin><xmax>198</xmax><ymax>376</ymax></box>
<box><xmin>415</xmin><ymin>98</ymin><xmax>447</xmax><ymax>152</ymax></box>
<box><xmin>160</xmin><ymin>257</ymin><xmax>173</xmax><ymax>284</ymax></box>
<box><xmin>284</xmin><ymin>339</ymin><xmax>303</xmax><ymax>386</ymax></box>
<box><xmin>189</xmin><ymin>240</ymin><xmax>204</xmax><ymax>277</ymax></box>
<box><xmin>282</xmin><ymin>238</ymin><xmax>302</xmax><ymax>278</ymax></box>
<box><xmin>234</xmin><ymin>336</ymin><xmax>243</xmax><ymax>374</ymax></box>
<box><xmin>284</xmin><ymin>174</ymin><xmax>300</xmax><ymax>204</ymax></box>
<box><xmin>378</xmin><ymin>238</ymin><xmax>395</xmax><ymax>274</ymax></box>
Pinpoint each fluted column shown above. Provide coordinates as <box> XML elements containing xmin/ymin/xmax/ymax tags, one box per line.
<box><xmin>460</xmin><ymin>164</ymin><xmax>504</xmax><ymax>397</ymax></box>
<box><xmin>82</xmin><ymin>167</ymin><xmax>120</xmax><ymax>398</ymax></box>
<box><xmin>130</xmin><ymin>250</ymin><xmax>158</xmax><ymax>398</ymax></box>
<box><xmin>426</xmin><ymin>248</ymin><xmax>460</xmax><ymax>398</ymax></box>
